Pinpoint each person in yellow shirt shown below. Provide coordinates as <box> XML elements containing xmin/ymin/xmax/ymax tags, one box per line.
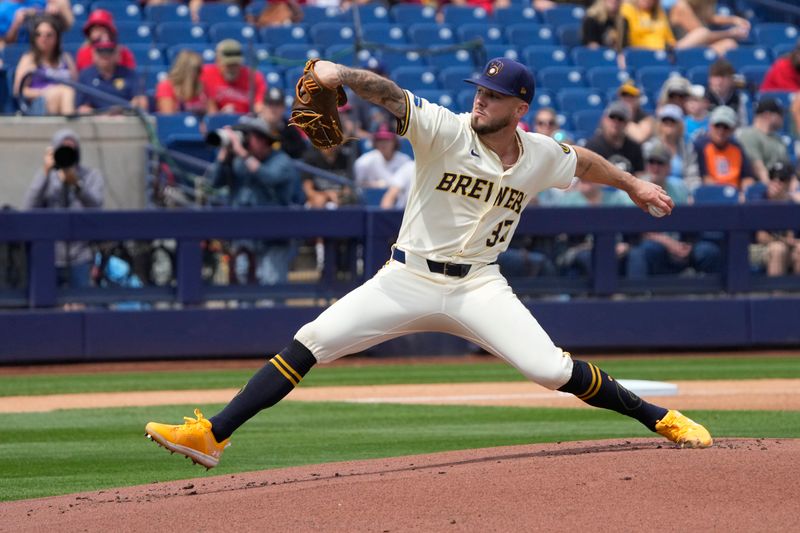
<box><xmin>620</xmin><ymin>0</ymin><xmax>676</xmax><ymax>50</ymax></box>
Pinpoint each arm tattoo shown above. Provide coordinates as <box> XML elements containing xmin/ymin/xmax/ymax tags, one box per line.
<box><xmin>336</xmin><ymin>65</ymin><xmax>407</xmax><ymax>119</ymax></box>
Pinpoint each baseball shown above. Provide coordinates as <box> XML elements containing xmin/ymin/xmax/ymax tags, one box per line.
<box><xmin>648</xmin><ymin>204</ymin><xmax>666</xmax><ymax>217</ymax></box>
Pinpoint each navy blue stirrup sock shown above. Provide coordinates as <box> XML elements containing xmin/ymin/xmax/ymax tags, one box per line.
<box><xmin>209</xmin><ymin>340</ymin><xmax>317</xmax><ymax>441</ymax></box>
<box><xmin>557</xmin><ymin>359</ymin><xmax>668</xmax><ymax>431</ymax></box>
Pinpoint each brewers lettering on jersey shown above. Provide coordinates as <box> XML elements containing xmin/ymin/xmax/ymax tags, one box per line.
<box><xmin>145</xmin><ymin>58</ymin><xmax>711</xmax><ymax>469</ymax></box>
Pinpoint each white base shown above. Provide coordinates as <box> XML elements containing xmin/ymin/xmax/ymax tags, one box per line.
<box><xmin>616</xmin><ymin>379</ymin><xmax>678</xmax><ymax>397</ymax></box>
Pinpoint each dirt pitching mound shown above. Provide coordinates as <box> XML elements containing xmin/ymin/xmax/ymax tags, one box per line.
<box><xmin>3</xmin><ymin>438</ymin><xmax>796</xmax><ymax>531</ymax></box>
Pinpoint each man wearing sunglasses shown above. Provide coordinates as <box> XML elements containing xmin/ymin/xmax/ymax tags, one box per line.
<box><xmin>690</xmin><ymin>105</ymin><xmax>755</xmax><ymax>190</ymax></box>
<box><xmin>585</xmin><ymin>100</ymin><xmax>645</xmax><ymax>177</ymax></box>
<box><xmin>736</xmin><ymin>98</ymin><xmax>791</xmax><ymax>184</ymax></box>
<box><xmin>75</xmin><ymin>41</ymin><xmax>146</xmax><ymax>114</ymax></box>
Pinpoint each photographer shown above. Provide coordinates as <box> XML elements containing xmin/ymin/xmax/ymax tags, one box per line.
<box><xmin>749</xmin><ymin>162</ymin><xmax>800</xmax><ymax>276</ymax></box>
<box><xmin>207</xmin><ymin>115</ymin><xmax>298</xmax><ymax>285</ymax></box>
<box><xmin>23</xmin><ymin>129</ymin><xmax>105</xmax><ymax>288</ymax></box>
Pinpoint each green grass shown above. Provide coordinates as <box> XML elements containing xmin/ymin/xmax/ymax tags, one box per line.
<box><xmin>1</xmin><ymin>402</ymin><xmax>799</xmax><ymax>501</ymax></box>
<box><xmin>2</xmin><ymin>356</ymin><xmax>800</xmax><ymax>397</ymax></box>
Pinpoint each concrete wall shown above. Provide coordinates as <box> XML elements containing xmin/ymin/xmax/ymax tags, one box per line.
<box><xmin>0</xmin><ymin>116</ymin><xmax>151</xmax><ymax>210</ymax></box>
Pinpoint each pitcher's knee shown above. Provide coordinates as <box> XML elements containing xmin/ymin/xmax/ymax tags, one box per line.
<box><xmin>516</xmin><ymin>348</ymin><xmax>574</xmax><ymax>390</ymax></box>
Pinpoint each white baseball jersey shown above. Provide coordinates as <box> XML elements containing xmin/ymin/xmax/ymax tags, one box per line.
<box><xmin>296</xmin><ymin>91</ymin><xmax>577</xmax><ymax>390</ymax></box>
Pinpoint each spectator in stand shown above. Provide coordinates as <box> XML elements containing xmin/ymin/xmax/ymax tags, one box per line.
<box><xmin>301</xmin><ymin>142</ymin><xmax>356</xmax><ymax>209</ymax></box>
<box><xmin>208</xmin><ymin>116</ymin><xmax>298</xmax><ymax>285</ymax></box>
<box><xmin>617</xmin><ymin>80</ymin><xmax>655</xmax><ymax>144</ymax></box>
<box><xmin>155</xmin><ymin>49</ymin><xmax>206</xmax><ymax>115</ymax></box>
<box><xmin>353</xmin><ymin>126</ymin><xmax>412</xmax><ymax>189</ymax></box>
<box><xmin>684</xmin><ymin>83</ymin><xmax>710</xmax><ymax>143</ymax></box>
<box><xmin>748</xmin><ymin>162</ymin><xmax>800</xmax><ymax>276</ymax></box>
<box><xmin>259</xmin><ymin>87</ymin><xmax>306</xmax><ymax>159</ymax></box>
<box><xmin>761</xmin><ymin>40</ymin><xmax>800</xmax><ymax>92</ymax></box>
<box><xmin>706</xmin><ymin>58</ymin><xmax>747</xmax><ymax>126</ymax></box>
<box><xmin>22</xmin><ymin>129</ymin><xmax>104</xmax><ymax>288</ymax></box>
<box><xmin>668</xmin><ymin>0</ymin><xmax>749</xmax><ymax>56</ymax></box>
<box><xmin>75</xmin><ymin>41</ymin><xmax>146</xmax><ymax>113</ymax></box>
<box><xmin>75</xmin><ymin>9</ymin><xmax>135</xmax><ymax>71</ymax></box>
<box><xmin>626</xmin><ymin>141</ymin><xmax>721</xmax><ymax>278</ymax></box>
<box><xmin>689</xmin><ymin>105</ymin><xmax>755</xmax><ymax>190</ymax></box>
<box><xmin>532</xmin><ymin>107</ymin><xmax>559</xmax><ymax>137</ymax></box>
<box><xmin>736</xmin><ymin>97</ymin><xmax>791</xmax><ymax>184</ymax></box>
<box><xmin>13</xmin><ymin>14</ymin><xmax>76</xmax><ymax>115</ymax></box>
<box><xmin>657</xmin><ymin>75</ymin><xmax>692</xmax><ymax>114</ymax></box>
<box><xmin>645</xmin><ymin>103</ymin><xmax>692</xmax><ymax>180</ymax></box>
<box><xmin>619</xmin><ymin>0</ymin><xmax>689</xmax><ymax>52</ymax></box>
<box><xmin>202</xmin><ymin>39</ymin><xmax>265</xmax><ymax>115</ymax></box>
<box><xmin>381</xmin><ymin>159</ymin><xmax>414</xmax><ymax>210</ymax></box>
<box><xmin>2</xmin><ymin>0</ymin><xmax>73</xmax><ymax>45</ymax></box>
<box><xmin>582</xmin><ymin>0</ymin><xmax>622</xmax><ymax>49</ymax></box>
<box><xmin>585</xmin><ymin>100</ymin><xmax>645</xmax><ymax>176</ymax></box>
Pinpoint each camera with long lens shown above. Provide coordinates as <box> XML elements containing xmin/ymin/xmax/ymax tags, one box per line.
<box><xmin>53</xmin><ymin>145</ymin><xmax>79</xmax><ymax>169</ymax></box>
<box><xmin>205</xmin><ymin>128</ymin><xmax>246</xmax><ymax>148</ymax></box>
<box><xmin>768</xmin><ymin>161</ymin><xmax>794</xmax><ymax>183</ymax></box>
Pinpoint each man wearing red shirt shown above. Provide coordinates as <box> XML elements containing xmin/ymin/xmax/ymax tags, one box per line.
<box><xmin>201</xmin><ymin>39</ymin><xmax>265</xmax><ymax>114</ymax></box>
<box><xmin>761</xmin><ymin>44</ymin><xmax>800</xmax><ymax>92</ymax></box>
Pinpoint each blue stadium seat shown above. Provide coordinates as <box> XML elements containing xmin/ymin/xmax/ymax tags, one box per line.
<box><xmin>205</xmin><ymin>113</ymin><xmax>242</xmax><ymax>132</ymax></box>
<box><xmin>439</xmin><ymin>65</ymin><xmax>479</xmax><ymax>92</ymax></box>
<box><xmin>557</xmin><ymin>23</ymin><xmax>582</xmax><ymax>48</ymax></box>
<box><xmin>62</xmin><ymin>24</ymin><xmax>87</xmax><ymax>44</ymax></box>
<box><xmin>586</xmin><ymin>66</ymin><xmax>631</xmax><ymax>91</ymax></box>
<box><xmin>482</xmin><ymin>44</ymin><xmax>520</xmax><ymax>62</ymax></box>
<box><xmin>71</xmin><ymin>1</ymin><xmax>89</xmax><ymax>20</ymax></box>
<box><xmin>740</xmin><ymin>64</ymin><xmax>770</xmax><ymax>90</ymax></box>
<box><xmin>506</xmin><ymin>24</ymin><xmax>556</xmax><ymax>47</ymax></box>
<box><xmin>538</xmin><ymin>66</ymin><xmax>586</xmax><ymax>90</ymax></box>
<box><xmin>494</xmin><ymin>6</ymin><xmax>539</xmax><ymax>26</ymax></box>
<box><xmin>128</xmin><ymin>44</ymin><xmax>167</xmax><ymax>67</ymax></box>
<box><xmin>624</xmin><ymin>48</ymin><xmax>671</xmax><ymax>71</ymax></box>
<box><xmin>391</xmin><ymin>66</ymin><xmax>440</xmax><ymax>91</ymax></box>
<box><xmin>250</xmin><ymin>44</ymin><xmax>273</xmax><ymax>66</ymax></box>
<box><xmin>92</xmin><ymin>1</ymin><xmax>143</xmax><ymax>22</ymax></box>
<box><xmin>530</xmin><ymin>88</ymin><xmax>556</xmax><ymax>111</ymax></box>
<box><xmin>244</xmin><ymin>1</ymin><xmax>267</xmax><ymax>20</ymax></box>
<box><xmin>557</xmin><ymin>88</ymin><xmax>605</xmax><ymax>112</ymax></box>
<box><xmin>415</xmin><ymin>89</ymin><xmax>456</xmax><ymax>110</ymax></box>
<box><xmin>139</xmin><ymin>65</ymin><xmax>169</xmax><ymax>90</ymax></box>
<box><xmin>274</xmin><ymin>43</ymin><xmax>322</xmax><ymax>63</ymax></box>
<box><xmin>407</xmin><ymin>23</ymin><xmax>456</xmax><ymax>47</ymax></box>
<box><xmin>259</xmin><ymin>24</ymin><xmax>310</xmax><ymax>47</ymax></box>
<box><xmin>457</xmin><ymin>24</ymin><xmax>506</xmax><ymax>46</ymax></box>
<box><xmin>752</xmin><ymin>23</ymin><xmax>799</xmax><ymax>49</ymax></box>
<box><xmin>325</xmin><ymin>44</ymin><xmax>370</xmax><ymax>66</ymax></box>
<box><xmin>571</xmin><ymin>46</ymin><xmax>618</xmax><ymax>69</ymax></box>
<box><xmin>198</xmin><ymin>3</ymin><xmax>243</xmax><ymax>23</ymax></box>
<box><xmin>155</xmin><ymin>113</ymin><xmax>201</xmax><ymax>144</ymax></box>
<box><xmin>300</xmin><ymin>5</ymin><xmax>349</xmax><ymax>24</ymax></box>
<box><xmin>116</xmin><ymin>22</ymin><xmax>155</xmax><ymax>44</ymax></box>
<box><xmin>377</xmin><ymin>48</ymin><xmax>426</xmax><ymax>70</ymax></box>
<box><xmin>209</xmin><ymin>23</ymin><xmax>258</xmax><ymax>44</ymax></box>
<box><xmin>457</xmin><ymin>88</ymin><xmax>475</xmax><ymax>112</ymax></box>
<box><xmin>685</xmin><ymin>65</ymin><xmax>708</xmax><ymax>86</ymax></box>
<box><xmin>522</xmin><ymin>45</ymin><xmax>571</xmax><ymax>70</ymax></box>
<box><xmin>572</xmin><ymin>108</ymin><xmax>604</xmax><ymax>132</ymax></box>
<box><xmin>540</xmin><ymin>4</ymin><xmax>586</xmax><ymax>27</ymax></box>
<box><xmin>724</xmin><ymin>46</ymin><xmax>772</xmax><ymax>67</ymax></box>
<box><xmin>426</xmin><ymin>49</ymin><xmax>478</xmax><ymax>70</ymax></box>
<box><xmin>156</xmin><ymin>23</ymin><xmax>209</xmax><ymax>46</ymax></box>
<box><xmin>284</xmin><ymin>65</ymin><xmax>306</xmax><ymax>89</ymax></box>
<box><xmin>441</xmin><ymin>5</ymin><xmax>493</xmax><ymax>25</ymax></box>
<box><xmin>744</xmin><ymin>181</ymin><xmax>767</xmax><ymax>201</ymax></box>
<box><xmin>362</xmin><ymin>23</ymin><xmax>407</xmax><ymax>46</ymax></box>
<box><xmin>674</xmin><ymin>47</ymin><xmax>718</xmax><ymax>70</ymax></box>
<box><xmin>145</xmin><ymin>3</ymin><xmax>192</xmax><ymax>23</ymax></box>
<box><xmin>259</xmin><ymin>66</ymin><xmax>285</xmax><ymax>90</ymax></box>
<box><xmin>692</xmin><ymin>185</ymin><xmax>739</xmax><ymax>204</ymax></box>
<box><xmin>166</xmin><ymin>43</ymin><xmax>216</xmax><ymax>64</ymax></box>
<box><xmin>389</xmin><ymin>4</ymin><xmax>436</xmax><ymax>25</ymax></box>
<box><xmin>310</xmin><ymin>22</ymin><xmax>355</xmax><ymax>47</ymax></box>
<box><xmin>772</xmin><ymin>43</ymin><xmax>795</xmax><ymax>59</ymax></box>
<box><xmin>361</xmin><ymin>187</ymin><xmax>389</xmax><ymax>206</ymax></box>
<box><xmin>637</xmin><ymin>66</ymin><xmax>682</xmax><ymax>95</ymax></box>
<box><xmin>353</xmin><ymin>3</ymin><xmax>391</xmax><ymax>24</ymax></box>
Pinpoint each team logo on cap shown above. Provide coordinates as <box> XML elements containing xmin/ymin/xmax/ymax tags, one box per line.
<box><xmin>486</xmin><ymin>60</ymin><xmax>503</xmax><ymax>77</ymax></box>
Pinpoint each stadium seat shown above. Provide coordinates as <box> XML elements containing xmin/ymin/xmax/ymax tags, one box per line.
<box><xmin>692</xmin><ymin>184</ymin><xmax>739</xmax><ymax>204</ymax></box>
<box><xmin>557</xmin><ymin>88</ymin><xmax>605</xmax><ymax>113</ymax></box>
<box><xmin>274</xmin><ymin>43</ymin><xmax>322</xmax><ymax>63</ymax></box>
<box><xmin>457</xmin><ymin>88</ymin><xmax>475</xmax><ymax>112</ymax></box>
<box><xmin>389</xmin><ymin>4</ymin><xmax>436</xmax><ymax>25</ymax></box>
<box><xmin>482</xmin><ymin>44</ymin><xmax>520</xmax><ymax>62</ymax></box>
<box><xmin>426</xmin><ymin>49</ymin><xmax>478</xmax><ymax>70</ymax></box>
<box><xmin>244</xmin><ymin>1</ymin><xmax>267</xmax><ymax>20</ymax></box>
<box><xmin>724</xmin><ymin>46</ymin><xmax>772</xmax><ymax>67</ymax></box>
<box><xmin>685</xmin><ymin>65</ymin><xmax>709</xmax><ymax>86</ymax></box>
<box><xmin>752</xmin><ymin>23</ymin><xmax>799</xmax><ymax>49</ymax></box>
<box><xmin>624</xmin><ymin>48</ymin><xmax>671</xmax><ymax>71</ymax></box>
<box><xmin>494</xmin><ymin>6</ymin><xmax>539</xmax><ymax>26</ymax></box>
<box><xmin>166</xmin><ymin>43</ymin><xmax>216</xmax><ymax>64</ymax></box>
<box><xmin>439</xmin><ymin>65</ymin><xmax>479</xmax><ymax>92</ymax></box>
<box><xmin>62</xmin><ymin>24</ymin><xmax>87</xmax><ymax>44</ymax></box>
<box><xmin>309</xmin><ymin>22</ymin><xmax>355</xmax><ymax>47</ymax></box>
<box><xmin>205</xmin><ymin>113</ymin><xmax>242</xmax><ymax>132</ymax></box>
<box><xmin>376</xmin><ymin>48</ymin><xmax>426</xmax><ymax>70</ymax></box>
<box><xmin>209</xmin><ymin>23</ymin><xmax>257</xmax><ymax>44</ymax></box>
<box><xmin>522</xmin><ymin>45</ymin><xmax>570</xmax><ymax>70</ymax></box>
<box><xmin>415</xmin><ymin>89</ymin><xmax>456</xmax><ymax>109</ymax></box>
<box><xmin>259</xmin><ymin>67</ymin><xmax>285</xmax><ymax>90</ymax></box>
<box><xmin>506</xmin><ymin>24</ymin><xmax>556</xmax><ymax>47</ymax></box>
<box><xmin>540</xmin><ymin>4</ymin><xmax>585</xmax><ymax>27</ymax></box>
<box><xmin>637</xmin><ymin>66</ymin><xmax>682</xmax><ymax>95</ymax></box>
<box><xmin>284</xmin><ymin>65</ymin><xmax>306</xmax><ymax>89</ymax></box>
<box><xmin>128</xmin><ymin>44</ymin><xmax>168</xmax><ymax>67</ymax></box>
<box><xmin>407</xmin><ymin>23</ymin><xmax>456</xmax><ymax>47</ymax></box>
<box><xmin>300</xmin><ymin>5</ymin><xmax>349</xmax><ymax>24</ymax></box>
<box><xmin>92</xmin><ymin>1</ymin><xmax>142</xmax><ymax>22</ymax></box>
<box><xmin>116</xmin><ymin>22</ymin><xmax>155</xmax><ymax>44</ymax></box>
<box><xmin>325</xmin><ymin>44</ymin><xmax>370</xmax><ymax>66</ymax></box>
<box><xmin>391</xmin><ymin>66</ymin><xmax>440</xmax><ymax>91</ymax></box>
<box><xmin>353</xmin><ymin>3</ymin><xmax>391</xmax><ymax>24</ymax></box>
<box><xmin>145</xmin><ymin>3</ymin><xmax>192</xmax><ymax>23</ymax></box>
<box><xmin>156</xmin><ymin>23</ymin><xmax>209</xmax><ymax>46</ymax></box>
<box><xmin>530</xmin><ymin>88</ymin><xmax>556</xmax><ymax>110</ymax></box>
<box><xmin>743</xmin><ymin>181</ymin><xmax>767</xmax><ymax>201</ymax></box>
<box><xmin>259</xmin><ymin>24</ymin><xmax>309</xmax><ymax>47</ymax></box>
<box><xmin>362</xmin><ymin>23</ymin><xmax>407</xmax><ymax>46</ymax></box>
<box><xmin>198</xmin><ymin>3</ymin><xmax>243</xmax><ymax>23</ymax></box>
<box><xmin>249</xmin><ymin>44</ymin><xmax>273</xmax><ymax>66</ymax></box>
<box><xmin>740</xmin><ymin>64</ymin><xmax>770</xmax><ymax>91</ymax></box>
<box><xmin>557</xmin><ymin>23</ymin><xmax>582</xmax><ymax>48</ymax></box>
<box><xmin>538</xmin><ymin>67</ymin><xmax>586</xmax><ymax>91</ymax></box>
<box><xmin>155</xmin><ymin>113</ymin><xmax>201</xmax><ymax>144</ymax></box>
<box><xmin>441</xmin><ymin>5</ymin><xmax>493</xmax><ymax>25</ymax></box>
<box><xmin>457</xmin><ymin>24</ymin><xmax>506</xmax><ymax>46</ymax></box>
<box><xmin>140</xmin><ymin>66</ymin><xmax>169</xmax><ymax>90</ymax></box>
<box><xmin>674</xmin><ymin>47</ymin><xmax>718</xmax><ymax>70</ymax></box>
<box><xmin>361</xmin><ymin>187</ymin><xmax>388</xmax><ymax>206</ymax></box>
<box><xmin>571</xmin><ymin>46</ymin><xmax>618</xmax><ymax>69</ymax></box>
<box><xmin>772</xmin><ymin>43</ymin><xmax>795</xmax><ymax>59</ymax></box>
<box><xmin>586</xmin><ymin>66</ymin><xmax>631</xmax><ymax>91</ymax></box>
<box><xmin>571</xmin><ymin>108</ymin><xmax>604</xmax><ymax>132</ymax></box>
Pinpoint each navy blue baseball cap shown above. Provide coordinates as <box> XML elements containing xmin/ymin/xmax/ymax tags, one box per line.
<box><xmin>464</xmin><ymin>57</ymin><xmax>535</xmax><ymax>104</ymax></box>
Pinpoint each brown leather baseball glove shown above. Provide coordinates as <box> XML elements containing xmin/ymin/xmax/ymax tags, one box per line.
<box><xmin>288</xmin><ymin>59</ymin><xmax>349</xmax><ymax>149</ymax></box>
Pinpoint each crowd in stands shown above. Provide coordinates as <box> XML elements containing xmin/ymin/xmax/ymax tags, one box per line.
<box><xmin>3</xmin><ymin>0</ymin><xmax>800</xmax><ymax>289</ymax></box>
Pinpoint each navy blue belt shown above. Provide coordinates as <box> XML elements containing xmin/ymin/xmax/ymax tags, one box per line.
<box><xmin>391</xmin><ymin>248</ymin><xmax>488</xmax><ymax>278</ymax></box>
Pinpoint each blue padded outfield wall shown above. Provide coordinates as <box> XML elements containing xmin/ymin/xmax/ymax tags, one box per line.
<box><xmin>1</xmin><ymin>205</ymin><xmax>799</xmax><ymax>363</ymax></box>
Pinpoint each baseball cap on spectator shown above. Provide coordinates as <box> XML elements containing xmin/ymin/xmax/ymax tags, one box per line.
<box><xmin>645</xmin><ymin>142</ymin><xmax>671</xmax><ymax>165</ymax></box>
<box><xmin>83</xmin><ymin>9</ymin><xmax>117</xmax><ymax>39</ymax></box>
<box><xmin>216</xmin><ymin>39</ymin><xmax>243</xmax><ymax>65</ymax></box>
<box><xmin>689</xmin><ymin>84</ymin><xmax>706</xmax><ymax>98</ymax></box>
<box><xmin>235</xmin><ymin>115</ymin><xmax>278</xmax><ymax>141</ymax></box>
<box><xmin>604</xmin><ymin>100</ymin><xmax>631</xmax><ymax>122</ymax></box>
<box><xmin>657</xmin><ymin>104</ymin><xmax>684</xmax><ymax>122</ymax></box>
<box><xmin>755</xmin><ymin>97</ymin><xmax>784</xmax><ymax>116</ymax></box>
<box><xmin>618</xmin><ymin>80</ymin><xmax>641</xmax><ymax>97</ymax></box>
<box><xmin>709</xmin><ymin>105</ymin><xmax>738</xmax><ymax>128</ymax></box>
<box><xmin>464</xmin><ymin>57</ymin><xmax>535</xmax><ymax>104</ymax></box>
<box><xmin>264</xmin><ymin>87</ymin><xmax>285</xmax><ymax>105</ymax></box>
<box><xmin>663</xmin><ymin>77</ymin><xmax>691</xmax><ymax>98</ymax></box>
